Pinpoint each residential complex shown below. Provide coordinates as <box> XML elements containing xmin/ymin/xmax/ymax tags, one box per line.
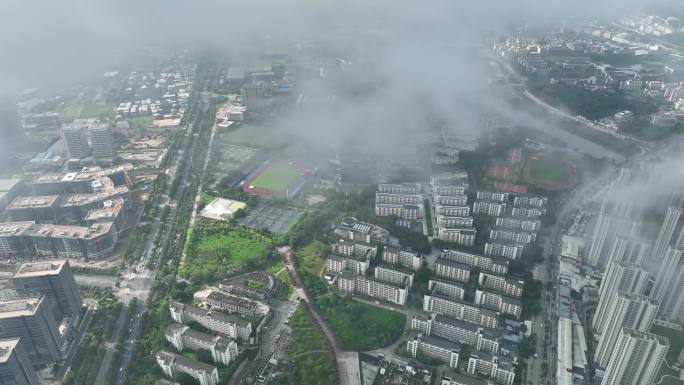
<box><xmin>475</xmin><ymin>290</ymin><xmax>523</xmax><ymax>318</ymax></box>
<box><xmin>478</xmin><ymin>273</ymin><xmax>524</xmax><ymax>298</ymax></box>
<box><xmin>440</xmin><ymin>249</ymin><xmax>509</xmax><ymax>275</ymax></box>
<box><xmin>484</xmin><ymin>241</ymin><xmax>524</xmax><ymax>260</ymax></box>
<box><xmin>337</xmin><ymin>271</ymin><xmax>408</xmax><ymax>306</ymax></box>
<box><xmin>374</xmin><ymin>265</ymin><xmax>414</xmax><ymax>288</ymax></box>
<box><xmin>382</xmin><ymin>246</ymin><xmax>422</xmax><ymax>270</ymax></box>
<box><xmin>164</xmin><ymin>323</ymin><xmax>239</xmax><ymax>366</ymax></box>
<box><xmin>434</xmin><ymin>258</ymin><xmax>471</xmax><ymax>282</ymax></box>
<box><xmin>156</xmin><ymin>351</ymin><xmax>219</xmax><ymax>385</ymax></box>
<box><xmin>435</xmin><ymin>227</ymin><xmax>477</xmax><ymax>246</ymax></box>
<box><xmin>428</xmin><ymin>278</ymin><xmax>465</xmax><ymax>300</ymax></box>
<box><xmin>599</xmin><ymin>329</ymin><xmax>668</xmax><ymax>385</ymax></box>
<box><xmin>406</xmin><ymin>334</ymin><xmax>460</xmax><ymax>368</ymax></box>
<box><xmin>423</xmin><ymin>293</ymin><xmax>500</xmax><ymax>328</ymax></box>
<box><xmin>592</xmin><ymin>262</ymin><xmax>649</xmax><ymax>333</ymax></box>
<box><xmin>334</xmin><ymin>217</ymin><xmax>389</xmax><ymax>244</ymax></box>
<box><xmin>169</xmin><ymin>302</ymin><xmax>252</xmax><ymax>341</ymax></box>
<box><xmin>467</xmin><ymin>352</ymin><xmax>515</xmax><ymax>385</ymax></box>
<box><xmin>411</xmin><ymin>313</ymin><xmax>501</xmax><ymax>354</ymax></box>
<box><xmin>0</xmin><ymin>338</ymin><xmax>41</xmax><ymax>385</ymax></box>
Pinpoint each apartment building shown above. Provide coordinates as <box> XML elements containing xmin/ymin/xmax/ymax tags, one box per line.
<box><xmin>164</xmin><ymin>323</ymin><xmax>239</xmax><ymax>366</ymax></box>
<box><xmin>204</xmin><ymin>291</ymin><xmax>265</xmax><ymax>318</ymax></box>
<box><xmin>440</xmin><ymin>370</ymin><xmax>488</xmax><ymax>385</ymax></box>
<box><xmin>467</xmin><ymin>352</ymin><xmax>515</xmax><ymax>385</ymax></box>
<box><xmin>423</xmin><ymin>293</ymin><xmax>499</xmax><ymax>328</ymax></box>
<box><xmin>495</xmin><ymin>216</ymin><xmax>541</xmax><ymax>232</ymax></box>
<box><xmin>375</xmin><ymin>192</ymin><xmax>422</xmax><ymax>204</ymax></box>
<box><xmin>476</xmin><ymin>191</ymin><xmax>509</xmax><ymax>202</ymax></box>
<box><xmin>428</xmin><ymin>278</ymin><xmax>465</xmax><ymax>300</ymax></box>
<box><xmin>169</xmin><ymin>302</ymin><xmax>252</xmax><ymax>341</ymax></box>
<box><xmin>489</xmin><ymin>228</ymin><xmax>536</xmax><ymax>244</ymax></box>
<box><xmin>61</xmin><ymin>124</ymin><xmax>88</xmax><ymax>159</ymax></box>
<box><xmin>334</xmin><ymin>217</ymin><xmax>390</xmax><ymax>244</ymax></box>
<box><xmin>90</xmin><ymin>123</ymin><xmax>116</xmax><ymax>160</ymax></box>
<box><xmin>512</xmin><ymin>195</ymin><xmax>547</xmax><ymax>208</ymax></box>
<box><xmin>475</xmin><ymin>290</ymin><xmax>523</xmax><ymax>318</ymax></box>
<box><xmin>434</xmin><ymin>258</ymin><xmax>471</xmax><ymax>282</ymax></box>
<box><xmin>375</xmin><ymin>203</ymin><xmax>423</xmax><ymax>220</ymax></box>
<box><xmin>593</xmin><ymin>262</ymin><xmax>649</xmax><ymax>333</ymax></box>
<box><xmin>433</xmin><ymin>184</ymin><xmax>466</xmax><ymax>196</ymax></box>
<box><xmin>440</xmin><ymin>249</ymin><xmax>509</xmax><ymax>275</ymax></box>
<box><xmin>411</xmin><ymin>313</ymin><xmax>501</xmax><ymax>354</ymax></box>
<box><xmin>156</xmin><ymin>351</ymin><xmax>219</xmax><ymax>385</ymax></box>
<box><xmin>374</xmin><ymin>265</ymin><xmax>415</xmax><ymax>288</ymax></box>
<box><xmin>478</xmin><ymin>273</ymin><xmax>524</xmax><ymax>298</ymax></box>
<box><xmin>337</xmin><ymin>272</ymin><xmax>407</xmax><ymax>306</ymax></box>
<box><xmin>332</xmin><ymin>240</ymin><xmax>377</xmax><ymax>259</ymax></box>
<box><xmin>435</xmin><ymin>228</ymin><xmax>477</xmax><ymax>247</ymax></box>
<box><xmin>378</xmin><ymin>183</ymin><xmax>421</xmax><ymax>194</ymax></box>
<box><xmin>407</xmin><ymin>334</ymin><xmax>460</xmax><ymax>368</ymax></box>
<box><xmin>484</xmin><ymin>241</ymin><xmax>524</xmax><ymax>260</ymax></box>
<box><xmin>434</xmin><ymin>195</ymin><xmax>468</xmax><ymax>206</ymax></box>
<box><xmin>599</xmin><ymin>328</ymin><xmax>668</xmax><ymax>385</ymax></box>
<box><xmin>325</xmin><ymin>253</ymin><xmax>370</xmax><ymax>275</ymax></box>
<box><xmin>510</xmin><ymin>206</ymin><xmax>546</xmax><ymax>219</ymax></box>
<box><xmin>473</xmin><ymin>201</ymin><xmax>507</xmax><ymax>216</ymax></box>
<box><xmin>436</xmin><ymin>215</ymin><xmax>474</xmax><ymax>228</ymax></box>
<box><xmin>382</xmin><ymin>246</ymin><xmax>422</xmax><ymax>270</ymax></box>
<box><xmin>435</xmin><ymin>205</ymin><xmax>471</xmax><ymax>217</ymax></box>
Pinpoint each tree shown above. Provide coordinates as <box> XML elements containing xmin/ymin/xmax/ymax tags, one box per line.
<box><xmin>520</xmin><ymin>334</ymin><xmax>537</xmax><ymax>358</ymax></box>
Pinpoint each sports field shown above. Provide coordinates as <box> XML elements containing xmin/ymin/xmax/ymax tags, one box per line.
<box><xmin>250</xmin><ymin>161</ymin><xmax>303</xmax><ymax>192</ymax></box>
<box><xmin>529</xmin><ymin>158</ymin><xmax>569</xmax><ymax>182</ymax></box>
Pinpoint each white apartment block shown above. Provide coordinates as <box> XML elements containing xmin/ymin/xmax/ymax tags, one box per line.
<box><xmin>475</xmin><ymin>290</ymin><xmax>522</xmax><ymax>318</ymax></box>
<box><xmin>332</xmin><ymin>240</ymin><xmax>377</xmax><ymax>259</ymax></box>
<box><xmin>382</xmin><ymin>246</ymin><xmax>422</xmax><ymax>270</ymax></box>
<box><xmin>593</xmin><ymin>262</ymin><xmax>649</xmax><ymax>333</ymax></box>
<box><xmin>473</xmin><ymin>201</ymin><xmax>507</xmax><ymax>216</ymax></box>
<box><xmin>165</xmin><ymin>323</ymin><xmax>239</xmax><ymax>366</ymax></box>
<box><xmin>495</xmin><ymin>216</ymin><xmax>541</xmax><ymax>232</ymax></box>
<box><xmin>467</xmin><ymin>353</ymin><xmax>515</xmax><ymax>385</ymax></box>
<box><xmin>436</xmin><ymin>215</ymin><xmax>474</xmax><ymax>228</ymax></box>
<box><xmin>434</xmin><ymin>258</ymin><xmax>471</xmax><ymax>282</ymax></box>
<box><xmin>325</xmin><ymin>253</ymin><xmax>370</xmax><ymax>275</ymax></box>
<box><xmin>436</xmin><ymin>205</ymin><xmax>471</xmax><ymax>217</ymax></box>
<box><xmin>156</xmin><ymin>351</ymin><xmax>219</xmax><ymax>385</ymax></box>
<box><xmin>374</xmin><ymin>265</ymin><xmax>414</xmax><ymax>288</ymax></box>
<box><xmin>510</xmin><ymin>206</ymin><xmax>546</xmax><ymax>218</ymax></box>
<box><xmin>489</xmin><ymin>228</ymin><xmax>536</xmax><ymax>244</ymax></box>
<box><xmin>378</xmin><ymin>183</ymin><xmax>421</xmax><ymax>194</ymax></box>
<box><xmin>434</xmin><ymin>195</ymin><xmax>468</xmax><ymax>206</ymax></box>
<box><xmin>476</xmin><ymin>191</ymin><xmax>509</xmax><ymax>202</ymax></box>
<box><xmin>435</xmin><ymin>227</ymin><xmax>477</xmax><ymax>247</ymax></box>
<box><xmin>338</xmin><ymin>272</ymin><xmax>407</xmax><ymax>306</ymax></box>
<box><xmin>600</xmin><ymin>328</ymin><xmax>668</xmax><ymax>385</ymax></box>
<box><xmin>407</xmin><ymin>334</ymin><xmax>460</xmax><ymax>368</ymax></box>
<box><xmin>433</xmin><ymin>185</ymin><xmax>466</xmax><ymax>196</ymax></box>
<box><xmin>411</xmin><ymin>313</ymin><xmax>501</xmax><ymax>354</ymax></box>
<box><xmin>440</xmin><ymin>249</ymin><xmax>509</xmax><ymax>275</ymax></box>
<box><xmin>375</xmin><ymin>192</ymin><xmax>422</xmax><ymax>204</ymax></box>
<box><xmin>423</xmin><ymin>294</ymin><xmax>499</xmax><ymax>328</ymax></box>
<box><xmin>169</xmin><ymin>302</ymin><xmax>252</xmax><ymax>341</ymax></box>
<box><xmin>512</xmin><ymin>195</ymin><xmax>547</xmax><ymax>208</ymax></box>
<box><xmin>484</xmin><ymin>242</ymin><xmax>524</xmax><ymax>260</ymax></box>
<box><xmin>428</xmin><ymin>278</ymin><xmax>465</xmax><ymax>300</ymax></box>
<box><xmin>375</xmin><ymin>203</ymin><xmax>423</xmax><ymax>220</ymax></box>
<box><xmin>478</xmin><ymin>273</ymin><xmax>524</xmax><ymax>298</ymax></box>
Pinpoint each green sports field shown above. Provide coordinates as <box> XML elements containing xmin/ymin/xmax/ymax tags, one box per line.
<box><xmin>250</xmin><ymin>161</ymin><xmax>302</xmax><ymax>192</ymax></box>
<box><xmin>529</xmin><ymin>158</ymin><xmax>569</xmax><ymax>182</ymax></box>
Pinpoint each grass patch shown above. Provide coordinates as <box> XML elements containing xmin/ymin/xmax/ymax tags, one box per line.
<box><xmin>529</xmin><ymin>158</ymin><xmax>568</xmax><ymax>183</ymax></box>
<box><xmin>225</xmin><ymin>124</ymin><xmax>291</xmax><ymax>149</ymax></box>
<box><xmin>314</xmin><ymin>294</ymin><xmax>406</xmax><ymax>351</ymax></box>
<box><xmin>273</xmin><ymin>307</ymin><xmax>334</xmax><ymax>385</ymax></box>
<box><xmin>276</xmin><ymin>270</ymin><xmax>294</xmax><ymax>300</ymax></box>
<box><xmin>295</xmin><ymin>240</ymin><xmax>329</xmax><ymax>276</ymax></box>
<box><xmin>180</xmin><ymin>224</ymin><xmax>274</xmax><ymax>283</ymax></box>
<box><xmin>128</xmin><ymin>116</ymin><xmax>153</xmax><ymax>129</ymax></box>
<box><xmin>267</xmin><ymin>260</ymin><xmax>284</xmax><ymax>274</ymax></box>
<box><xmin>652</xmin><ymin>324</ymin><xmax>684</xmax><ymax>365</ymax></box>
<box><xmin>250</xmin><ymin>160</ymin><xmax>303</xmax><ymax>192</ymax></box>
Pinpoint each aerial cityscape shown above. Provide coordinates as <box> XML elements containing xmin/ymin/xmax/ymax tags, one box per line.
<box><xmin>2</xmin><ymin>1</ymin><xmax>684</xmax><ymax>385</ymax></box>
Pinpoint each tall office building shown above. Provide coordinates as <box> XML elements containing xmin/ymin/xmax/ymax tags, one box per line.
<box><xmin>605</xmin><ymin>236</ymin><xmax>650</xmax><ymax>267</ymax></box>
<box><xmin>651</xmin><ymin>246</ymin><xmax>684</xmax><ymax>304</ymax></box>
<box><xmin>594</xmin><ymin>293</ymin><xmax>658</xmax><ymax>368</ymax></box>
<box><xmin>587</xmin><ymin>208</ymin><xmax>641</xmax><ymax>268</ymax></box>
<box><xmin>90</xmin><ymin>123</ymin><xmax>116</xmax><ymax>159</ymax></box>
<box><xmin>61</xmin><ymin>123</ymin><xmax>88</xmax><ymax>159</ymax></box>
<box><xmin>652</xmin><ymin>207</ymin><xmax>682</xmax><ymax>262</ymax></box>
<box><xmin>0</xmin><ymin>339</ymin><xmax>41</xmax><ymax>385</ymax></box>
<box><xmin>0</xmin><ymin>297</ymin><xmax>63</xmax><ymax>366</ymax></box>
<box><xmin>593</xmin><ymin>262</ymin><xmax>650</xmax><ymax>333</ymax></box>
<box><xmin>600</xmin><ymin>328</ymin><xmax>668</xmax><ymax>385</ymax></box>
<box><xmin>11</xmin><ymin>260</ymin><xmax>83</xmax><ymax>323</ymax></box>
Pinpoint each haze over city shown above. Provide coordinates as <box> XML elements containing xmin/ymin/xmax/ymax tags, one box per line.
<box><xmin>2</xmin><ymin>2</ymin><xmax>684</xmax><ymax>385</ymax></box>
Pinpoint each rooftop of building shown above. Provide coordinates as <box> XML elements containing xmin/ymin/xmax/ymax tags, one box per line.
<box><xmin>429</xmin><ymin>277</ymin><xmax>465</xmax><ymax>288</ymax></box>
<box><xmin>0</xmin><ymin>339</ymin><xmax>20</xmax><ymax>363</ymax></box>
<box><xmin>156</xmin><ymin>351</ymin><xmax>217</xmax><ymax>373</ymax></box>
<box><xmin>8</xmin><ymin>195</ymin><xmax>59</xmax><ymax>209</ymax></box>
<box><xmin>206</xmin><ymin>290</ymin><xmax>257</xmax><ymax>308</ymax></box>
<box><xmin>441</xmin><ymin>370</ymin><xmax>488</xmax><ymax>385</ymax></box>
<box><xmin>27</xmin><ymin>222</ymin><xmax>113</xmax><ymax>239</ymax></box>
<box><xmin>14</xmin><ymin>260</ymin><xmax>68</xmax><ymax>277</ymax></box>
<box><xmin>413</xmin><ymin>333</ymin><xmax>461</xmax><ymax>352</ymax></box>
<box><xmin>376</xmin><ymin>264</ymin><xmax>415</xmax><ymax>275</ymax></box>
<box><xmin>0</xmin><ymin>221</ymin><xmax>35</xmax><ymax>236</ymax></box>
<box><xmin>85</xmin><ymin>199</ymin><xmax>125</xmax><ymax>221</ymax></box>
<box><xmin>170</xmin><ymin>302</ymin><xmax>250</xmax><ymax>328</ymax></box>
<box><xmin>435</xmin><ymin>258</ymin><xmax>472</xmax><ymax>270</ymax></box>
<box><xmin>433</xmin><ymin>314</ymin><xmax>480</xmax><ymax>331</ymax></box>
<box><xmin>0</xmin><ymin>296</ymin><xmax>42</xmax><ymax>318</ymax></box>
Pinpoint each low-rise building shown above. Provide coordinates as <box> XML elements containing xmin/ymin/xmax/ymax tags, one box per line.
<box><xmin>169</xmin><ymin>302</ymin><xmax>252</xmax><ymax>341</ymax></box>
<box><xmin>337</xmin><ymin>271</ymin><xmax>407</xmax><ymax>305</ymax></box>
<box><xmin>489</xmin><ymin>228</ymin><xmax>536</xmax><ymax>244</ymax></box>
<box><xmin>325</xmin><ymin>253</ymin><xmax>370</xmax><ymax>275</ymax></box>
<box><xmin>375</xmin><ymin>203</ymin><xmax>423</xmax><ymax>220</ymax></box>
<box><xmin>510</xmin><ymin>206</ymin><xmax>546</xmax><ymax>218</ymax></box>
<box><xmin>512</xmin><ymin>195</ymin><xmax>547</xmax><ymax>208</ymax></box>
<box><xmin>476</xmin><ymin>191</ymin><xmax>509</xmax><ymax>202</ymax></box>
<box><xmin>436</xmin><ymin>205</ymin><xmax>471</xmax><ymax>217</ymax></box>
<box><xmin>411</xmin><ymin>313</ymin><xmax>501</xmax><ymax>354</ymax></box>
<box><xmin>407</xmin><ymin>334</ymin><xmax>460</xmax><ymax>368</ymax></box>
<box><xmin>495</xmin><ymin>216</ymin><xmax>541</xmax><ymax>232</ymax></box>
<box><xmin>440</xmin><ymin>249</ymin><xmax>509</xmax><ymax>275</ymax></box>
<box><xmin>434</xmin><ymin>195</ymin><xmax>468</xmax><ymax>206</ymax></box>
<box><xmin>378</xmin><ymin>183</ymin><xmax>421</xmax><ymax>194</ymax></box>
<box><xmin>478</xmin><ymin>273</ymin><xmax>524</xmax><ymax>298</ymax></box>
<box><xmin>436</xmin><ymin>215</ymin><xmax>474</xmax><ymax>228</ymax></box>
<box><xmin>203</xmin><ymin>291</ymin><xmax>266</xmax><ymax>317</ymax></box>
<box><xmin>332</xmin><ymin>240</ymin><xmax>377</xmax><ymax>259</ymax></box>
<box><xmin>375</xmin><ymin>192</ymin><xmax>422</xmax><ymax>204</ymax></box>
<box><xmin>467</xmin><ymin>352</ymin><xmax>515</xmax><ymax>385</ymax></box>
<box><xmin>382</xmin><ymin>246</ymin><xmax>422</xmax><ymax>270</ymax></box>
<box><xmin>484</xmin><ymin>242</ymin><xmax>524</xmax><ymax>260</ymax></box>
<box><xmin>435</xmin><ymin>258</ymin><xmax>471</xmax><ymax>282</ymax></box>
<box><xmin>374</xmin><ymin>265</ymin><xmax>414</xmax><ymax>288</ymax></box>
<box><xmin>164</xmin><ymin>323</ymin><xmax>239</xmax><ymax>366</ymax></box>
<box><xmin>440</xmin><ymin>370</ymin><xmax>489</xmax><ymax>385</ymax></box>
<box><xmin>334</xmin><ymin>217</ymin><xmax>389</xmax><ymax>244</ymax></box>
<box><xmin>156</xmin><ymin>351</ymin><xmax>219</xmax><ymax>385</ymax></box>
